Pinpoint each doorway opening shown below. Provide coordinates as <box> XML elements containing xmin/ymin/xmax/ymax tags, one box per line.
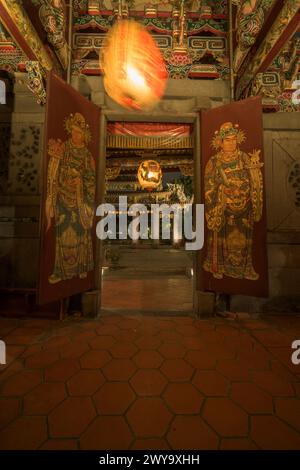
<box><xmin>100</xmin><ymin>121</ymin><xmax>195</xmax><ymax>315</ymax></box>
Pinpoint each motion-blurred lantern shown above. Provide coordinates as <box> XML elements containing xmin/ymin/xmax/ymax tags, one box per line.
<box><xmin>101</xmin><ymin>20</ymin><xmax>167</xmax><ymax>111</ymax></box>
<box><xmin>138</xmin><ymin>160</ymin><xmax>162</xmax><ymax>190</ymax></box>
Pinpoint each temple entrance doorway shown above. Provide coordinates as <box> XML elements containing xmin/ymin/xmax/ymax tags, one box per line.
<box><xmin>100</xmin><ymin>121</ymin><xmax>195</xmax><ymax>315</ymax></box>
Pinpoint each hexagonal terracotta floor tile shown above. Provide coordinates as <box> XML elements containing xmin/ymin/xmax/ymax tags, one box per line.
<box><xmin>159</xmin><ymin>343</ymin><xmax>186</xmax><ymax>359</ymax></box>
<box><xmin>135</xmin><ymin>335</ymin><xmax>162</xmax><ymax>350</ymax></box>
<box><xmin>49</xmin><ymin>397</ymin><xmax>96</xmax><ymax>438</ymax></box>
<box><xmin>130</xmin><ymin>369</ymin><xmax>167</xmax><ymax>396</ymax></box>
<box><xmin>109</xmin><ymin>342</ymin><xmax>138</xmax><ymax>359</ymax></box>
<box><xmin>161</xmin><ymin>359</ymin><xmax>194</xmax><ymax>382</ymax></box>
<box><xmin>94</xmin><ymin>382</ymin><xmax>135</xmax><ymax>414</ymax></box>
<box><xmin>80</xmin><ymin>416</ymin><xmax>132</xmax><ymax>449</ymax></box>
<box><xmin>158</xmin><ymin>330</ymin><xmax>183</xmax><ymax>343</ymax></box>
<box><xmin>0</xmin><ymin>360</ymin><xmax>24</xmax><ymax>385</ymax></box>
<box><xmin>2</xmin><ymin>370</ymin><xmax>42</xmax><ymax>397</ymax></box>
<box><xmin>21</xmin><ymin>345</ymin><xmax>41</xmax><ymax>359</ymax></box>
<box><xmin>182</xmin><ymin>336</ymin><xmax>205</xmax><ymax>351</ymax></box>
<box><xmin>173</xmin><ymin>316</ymin><xmax>194</xmax><ymax>325</ymax></box>
<box><xmin>198</xmin><ymin>330</ymin><xmax>224</xmax><ymax>345</ymax></box>
<box><xmin>25</xmin><ymin>350</ymin><xmax>60</xmax><ymax>369</ymax></box>
<box><xmin>251</xmin><ymin>415</ymin><xmax>300</xmax><ymax>449</ymax></box>
<box><xmin>23</xmin><ymin>382</ymin><xmax>66</xmax><ymax>415</ymax></box>
<box><xmin>153</xmin><ymin>317</ymin><xmax>176</xmax><ymax>331</ymax></box>
<box><xmin>100</xmin><ymin>315</ymin><xmax>122</xmax><ymax>324</ymax></box>
<box><xmin>5</xmin><ymin>329</ymin><xmax>43</xmax><ymax>346</ymax></box>
<box><xmin>133</xmin><ymin>350</ymin><xmax>163</xmax><ymax>368</ymax></box>
<box><xmin>89</xmin><ymin>335</ymin><xmax>116</xmax><ymax>350</ymax></box>
<box><xmin>40</xmin><ymin>439</ymin><xmax>78</xmax><ymax>450</ymax></box>
<box><xmin>275</xmin><ymin>397</ymin><xmax>300</xmax><ymax>432</ymax></box>
<box><xmin>269</xmin><ymin>347</ymin><xmax>300</xmax><ymax>374</ymax></box>
<box><xmin>216</xmin><ymin>359</ymin><xmax>250</xmax><ymax>381</ymax></box>
<box><xmin>103</xmin><ymin>359</ymin><xmax>136</xmax><ymax>381</ymax></box>
<box><xmin>5</xmin><ymin>345</ymin><xmax>25</xmax><ymax>363</ymax></box>
<box><xmin>163</xmin><ymin>383</ymin><xmax>203</xmax><ymax>414</ymax></box>
<box><xmin>231</xmin><ymin>382</ymin><xmax>273</xmax><ymax>414</ymax></box>
<box><xmin>194</xmin><ymin>320</ymin><xmax>215</xmax><ymax>331</ymax></box>
<box><xmin>60</xmin><ymin>341</ymin><xmax>90</xmax><ymax>359</ymax></box>
<box><xmin>175</xmin><ymin>325</ymin><xmax>201</xmax><ymax>336</ymax></box>
<box><xmin>185</xmin><ymin>350</ymin><xmax>216</xmax><ymax>369</ymax></box>
<box><xmin>96</xmin><ymin>324</ymin><xmax>120</xmax><ymax>337</ymax></box>
<box><xmin>252</xmin><ymin>330</ymin><xmax>291</xmax><ymax>348</ymax></box>
<box><xmin>252</xmin><ymin>370</ymin><xmax>295</xmax><ymax>397</ymax></box>
<box><xmin>0</xmin><ymin>416</ymin><xmax>47</xmax><ymax>450</ymax></box>
<box><xmin>167</xmin><ymin>416</ymin><xmax>218</xmax><ymax>450</ymax></box>
<box><xmin>45</xmin><ymin>359</ymin><xmax>80</xmax><ymax>382</ymax></box>
<box><xmin>127</xmin><ymin>398</ymin><xmax>172</xmax><ymax>438</ymax></box>
<box><xmin>115</xmin><ymin>328</ymin><xmax>139</xmax><ymax>342</ymax></box>
<box><xmin>293</xmin><ymin>382</ymin><xmax>300</xmax><ymax>398</ymax></box>
<box><xmin>67</xmin><ymin>370</ymin><xmax>105</xmax><ymax>396</ymax></box>
<box><xmin>220</xmin><ymin>438</ymin><xmax>258</xmax><ymax>450</ymax></box>
<box><xmin>193</xmin><ymin>370</ymin><xmax>229</xmax><ymax>397</ymax></box>
<box><xmin>72</xmin><ymin>330</ymin><xmax>97</xmax><ymax>343</ymax></box>
<box><xmin>223</xmin><ymin>334</ymin><xmax>255</xmax><ymax>356</ymax></box>
<box><xmin>43</xmin><ymin>335</ymin><xmax>71</xmax><ymax>351</ymax></box>
<box><xmin>131</xmin><ymin>439</ymin><xmax>170</xmax><ymax>450</ymax></box>
<box><xmin>203</xmin><ymin>398</ymin><xmax>248</xmax><ymax>437</ymax></box>
<box><xmin>118</xmin><ymin>318</ymin><xmax>141</xmax><ymax>330</ymax></box>
<box><xmin>271</xmin><ymin>360</ymin><xmax>297</xmax><ymax>382</ymax></box>
<box><xmin>0</xmin><ymin>398</ymin><xmax>20</xmax><ymax>429</ymax></box>
<box><xmin>137</xmin><ymin>325</ymin><xmax>159</xmax><ymax>337</ymax></box>
<box><xmin>80</xmin><ymin>350</ymin><xmax>111</xmax><ymax>369</ymax></box>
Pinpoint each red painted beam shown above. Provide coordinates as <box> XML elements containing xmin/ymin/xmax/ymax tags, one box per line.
<box><xmin>0</xmin><ymin>3</ymin><xmax>36</xmax><ymax>60</ymax></box>
<box><xmin>257</xmin><ymin>9</ymin><xmax>300</xmax><ymax>72</ymax></box>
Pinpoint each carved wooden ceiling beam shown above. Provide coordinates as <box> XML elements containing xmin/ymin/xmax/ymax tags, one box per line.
<box><xmin>235</xmin><ymin>0</ymin><xmax>300</xmax><ymax>99</ymax></box>
<box><xmin>0</xmin><ymin>0</ymin><xmax>53</xmax><ymax>71</ymax></box>
<box><xmin>232</xmin><ymin>0</ymin><xmax>277</xmax><ymax>74</ymax></box>
<box><xmin>23</xmin><ymin>0</ymin><xmax>69</xmax><ymax>71</ymax></box>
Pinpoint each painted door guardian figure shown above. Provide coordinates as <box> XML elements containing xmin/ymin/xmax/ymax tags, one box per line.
<box><xmin>203</xmin><ymin>122</ymin><xmax>263</xmax><ymax>280</ymax></box>
<box><xmin>45</xmin><ymin>112</ymin><xmax>96</xmax><ymax>284</ymax></box>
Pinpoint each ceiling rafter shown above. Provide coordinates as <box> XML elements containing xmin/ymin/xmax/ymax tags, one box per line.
<box><xmin>235</xmin><ymin>0</ymin><xmax>300</xmax><ymax>99</ymax></box>
<box><xmin>0</xmin><ymin>0</ymin><xmax>53</xmax><ymax>71</ymax></box>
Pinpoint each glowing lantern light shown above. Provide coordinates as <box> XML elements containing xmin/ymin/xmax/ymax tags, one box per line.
<box><xmin>138</xmin><ymin>160</ymin><xmax>162</xmax><ymax>190</ymax></box>
<box><xmin>101</xmin><ymin>20</ymin><xmax>167</xmax><ymax>110</ymax></box>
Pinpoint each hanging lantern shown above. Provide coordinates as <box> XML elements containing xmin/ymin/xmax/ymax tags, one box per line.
<box><xmin>101</xmin><ymin>20</ymin><xmax>167</xmax><ymax>111</ymax></box>
<box><xmin>138</xmin><ymin>160</ymin><xmax>162</xmax><ymax>190</ymax></box>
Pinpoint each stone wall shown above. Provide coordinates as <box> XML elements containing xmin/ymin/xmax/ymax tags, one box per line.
<box><xmin>0</xmin><ymin>74</ymin><xmax>44</xmax><ymax>289</ymax></box>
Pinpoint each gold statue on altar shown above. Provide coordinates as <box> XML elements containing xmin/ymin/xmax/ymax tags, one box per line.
<box><xmin>45</xmin><ymin>112</ymin><xmax>96</xmax><ymax>284</ymax></box>
<box><xmin>203</xmin><ymin>122</ymin><xmax>264</xmax><ymax>280</ymax></box>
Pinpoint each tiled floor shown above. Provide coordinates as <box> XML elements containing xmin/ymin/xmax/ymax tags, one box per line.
<box><xmin>101</xmin><ymin>274</ymin><xmax>193</xmax><ymax>313</ymax></box>
<box><xmin>0</xmin><ymin>313</ymin><xmax>300</xmax><ymax>450</ymax></box>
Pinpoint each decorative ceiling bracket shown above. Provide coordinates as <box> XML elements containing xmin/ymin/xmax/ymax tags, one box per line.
<box><xmin>232</xmin><ymin>0</ymin><xmax>276</xmax><ymax>73</ymax></box>
<box><xmin>25</xmin><ymin>60</ymin><xmax>47</xmax><ymax>105</ymax></box>
<box><xmin>38</xmin><ymin>0</ymin><xmax>68</xmax><ymax>70</ymax></box>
